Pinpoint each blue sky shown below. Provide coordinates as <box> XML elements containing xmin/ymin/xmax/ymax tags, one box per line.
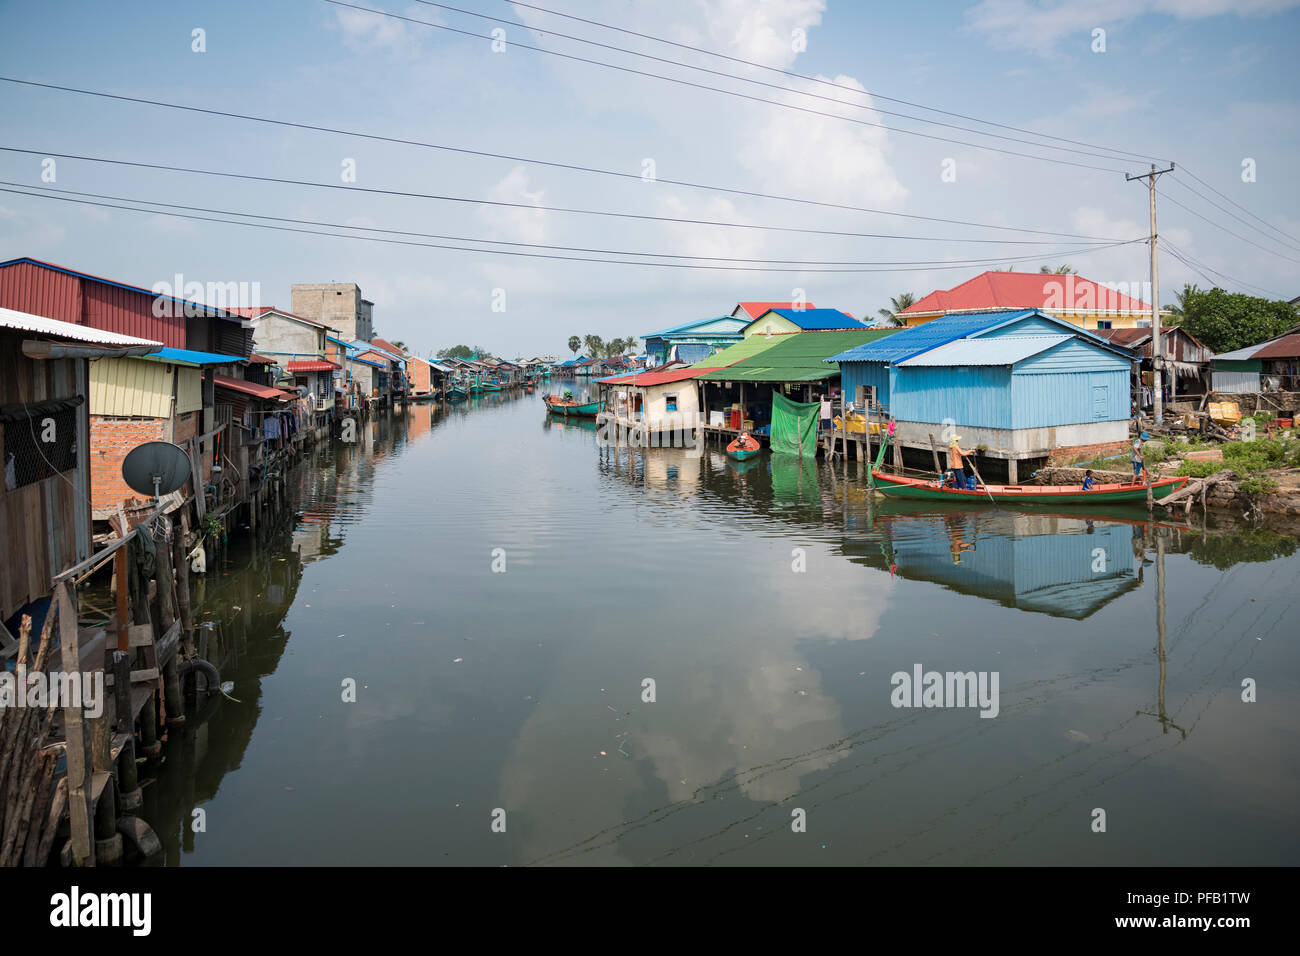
<box><xmin>1</xmin><ymin>0</ymin><xmax>1297</xmax><ymax>356</ymax></box>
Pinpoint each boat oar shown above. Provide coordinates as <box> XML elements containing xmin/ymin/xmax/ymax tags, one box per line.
<box><xmin>965</xmin><ymin>452</ymin><xmax>997</xmax><ymax>505</ymax></box>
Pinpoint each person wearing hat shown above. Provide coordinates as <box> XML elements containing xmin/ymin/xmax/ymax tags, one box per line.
<box><xmin>946</xmin><ymin>435</ymin><xmax>973</xmax><ymax>488</ymax></box>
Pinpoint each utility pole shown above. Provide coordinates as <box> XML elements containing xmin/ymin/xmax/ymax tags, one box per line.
<box><xmin>1126</xmin><ymin>163</ymin><xmax>1175</xmax><ymax>423</ymax></box>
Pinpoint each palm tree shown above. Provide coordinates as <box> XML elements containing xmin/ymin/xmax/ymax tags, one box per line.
<box><xmin>1038</xmin><ymin>264</ymin><xmax>1077</xmax><ymax>274</ymax></box>
<box><xmin>877</xmin><ymin>292</ymin><xmax>916</xmax><ymax>327</ymax></box>
<box><xmin>1164</xmin><ymin>283</ymin><xmax>1201</xmax><ymax>318</ymax></box>
<box><xmin>567</xmin><ymin>336</ymin><xmax>581</xmax><ymax>356</ymax></box>
<box><xmin>583</xmin><ymin>334</ymin><xmax>604</xmax><ymax>357</ymax></box>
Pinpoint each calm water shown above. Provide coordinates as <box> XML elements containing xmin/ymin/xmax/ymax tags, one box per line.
<box><xmin>142</xmin><ymin>391</ymin><xmax>1300</xmax><ymax>865</ymax></box>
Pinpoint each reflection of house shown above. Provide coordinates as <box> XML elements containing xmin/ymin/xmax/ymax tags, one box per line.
<box><xmin>876</xmin><ymin>512</ymin><xmax>1140</xmax><ymax>619</ymax></box>
<box><xmin>894</xmin><ymin>270</ymin><xmax>1162</xmax><ymax>330</ymax></box>
<box><xmin>1</xmin><ymin>308</ymin><xmax>161</xmax><ymax>625</ymax></box>
<box><xmin>832</xmin><ymin>309</ymin><xmax>1136</xmax><ymax>481</ymax></box>
<box><xmin>1210</xmin><ymin>326</ymin><xmax>1300</xmax><ymax>393</ymax></box>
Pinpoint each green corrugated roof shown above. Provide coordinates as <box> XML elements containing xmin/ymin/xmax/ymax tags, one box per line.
<box><xmin>685</xmin><ymin>333</ymin><xmax>790</xmax><ymax>369</ymax></box>
<box><xmin>697</xmin><ymin>329</ymin><xmax>897</xmax><ymax>382</ymax></box>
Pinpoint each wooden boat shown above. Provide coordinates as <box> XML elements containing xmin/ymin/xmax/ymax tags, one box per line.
<box><xmin>726</xmin><ymin>433</ymin><xmax>762</xmax><ymax>461</ymax></box>
<box><xmin>543</xmin><ymin>394</ymin><xmax>604</xmax><ymax>417</ymax></box>
<box><xmin>870</xmin><ymin>471</ymin><xmax>1189</xmax><ymax>504</ymax></box>
<box><xmin>446</xmin><ymin>385</ymin><xmax>468</xmax><ymax>401</ymax></box>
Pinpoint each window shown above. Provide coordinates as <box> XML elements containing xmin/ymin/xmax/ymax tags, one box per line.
<box><xmin>665</xmin><ymin>393</ymin><xmax>678</xmax><ymax>412</ymax></box>
<box><xmin>2</xmin><ymin>403</ymin><xmax>78</xmax><ymax>492</ymax></box>
<box><xmin>1096</xmin><ymin>320</ymin><xmax>1112</xmax><ymax>330</ymax></box>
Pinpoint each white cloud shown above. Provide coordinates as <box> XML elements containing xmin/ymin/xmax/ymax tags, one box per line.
<box><xmin>480</xmin><ymin>166</ymin><xmax>548</xmax><ymax>244</ymax></box>
<box><xmin>965</xmin><ymin>0</ymin><xmax>1300</xmax><ymax>56</ymax></box>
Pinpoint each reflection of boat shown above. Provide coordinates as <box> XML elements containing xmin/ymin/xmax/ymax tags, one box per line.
<box><xmin>726</xmin><ymin>433</ymin><xmax>761</xmax><ymax>461</ymax></box>
<box><xmin>543</xmin><ymin>394</ymin><xmax>603</xmax><ymax>417</ymax></box>
<box><xmin>871</xmin><ymin>471</ymin><xmax>1188</xmax><ymax>504</ymax></box>
<box><xmin>727</xmin><ymin>456</ymin><xmax>761</xmax><ymax>474</ymax></box>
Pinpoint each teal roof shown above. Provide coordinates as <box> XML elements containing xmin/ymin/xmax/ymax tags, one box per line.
<box><xmin>643</xmin><ymin>315</ymin><xmax>748</xmax><ymax>338</ymax></box>
<box><xmin>145</xmin><ymin>346</ymin><xmax>245</xmax><ymax>366</ymax></box>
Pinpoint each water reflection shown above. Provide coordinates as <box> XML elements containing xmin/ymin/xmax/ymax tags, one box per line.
<box><xmin>143</xmin><ymin>395</ymin><xmax>1300</xmax><ymax>866</ymax></box>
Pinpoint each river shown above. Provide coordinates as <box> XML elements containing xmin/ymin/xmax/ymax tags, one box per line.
<box><xmin>140</xmin><ymin>390</ymin><xmax>1300</xmax><ymax>865</ymax></box>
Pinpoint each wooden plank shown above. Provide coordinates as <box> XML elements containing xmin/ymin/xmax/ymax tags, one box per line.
<box><xmin>189</xmin><ymin>437</ymin><xmax>205</xmax><ymax>520</ymax></box>
<box><xmin>128</xmin><ymin>623</ymin><xmax>154</xmax><ymax>647</ymax></box>
<box><xmin>56</xmin><ymin>581</ymin><xmax>93</xmax><ymax>865</ymax></box>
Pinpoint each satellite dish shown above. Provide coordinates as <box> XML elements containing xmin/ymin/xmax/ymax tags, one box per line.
<box><xmin>122</xmin><ymin>441</ymin><xmax>192</xmax><ymax>502</ymax></box>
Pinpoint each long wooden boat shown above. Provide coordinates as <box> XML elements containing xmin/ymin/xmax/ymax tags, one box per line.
<box><xmin>543</xmin><ymin>394</ymin><xmax>604</xmax><ymax>417</ymax></box>
<box><xmin>870</xmin><ymin>471</ymin><xmax>1188</xmax><ymax>504</ymax></box>
<box><xmin>726</xmin><ymin>434</ymin><xmax>762</xmax><ymax>461</ymax></box>
<box><xmin>446</xmin><ymin>385</ymin><xmax>468</xmax><ymax>401</ymax></box>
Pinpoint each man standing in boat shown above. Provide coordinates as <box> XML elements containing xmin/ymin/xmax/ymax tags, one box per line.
<box><xmin>1131</xmin><ymin>437</ymin><xmax>1146</xmax><ymax>484</ymax></box>
<box><xmin>946</xmin><ymin>435</ymin><xmax>974</xmax><ymax>488</ymax></box>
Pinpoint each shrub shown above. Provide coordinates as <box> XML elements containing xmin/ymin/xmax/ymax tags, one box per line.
<box><xmin>1240</xmin><ymin>475</ymin><xmax>1280</xmax><ymax>496</ymax></box>
<box><xmin>1175</xmin><ymin>459</ymin><xmax>1226</xmax><ymax>478</ymax></box>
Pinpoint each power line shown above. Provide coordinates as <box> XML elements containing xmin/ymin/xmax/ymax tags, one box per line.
<box><xmin>0</xmin><ymin>183</ymin><xmax>1140</xmax><ymax>274</ymax></box>
<box><xmin>0</xmin><ymin>180</ymin><xmax>1134</xmax><ymax>267</ymax></box>
<box><xmin>0</xmin><ymin>145</ymin><xmax>1130</xmax><ymax>244</ymax></box>
<box><xmin>0</xmin><ymin>79</ymin><xmax>1129</xmax><ymax>240</ymax></box>
<box><xmin>1177</xmin><ymin>166</ymin><xmax>1300</xmax><ymax>248</ymax></box>
<box><xmin>1156</xmin><ymin>186</ymin><xmax>1300</xmax><ymax>266</ymax></box>
<box><xmin>495</xmin><ymin>0</ymin><xmax>1168</xmax><ymax>165</ymax></box>
<box><xmin>321</xmin><ymin>1</ymin><xmax>1130</xmax><ymax>174</ymax></box>
<box><xmin>1161</xmin><ymin>238</ymin><xmax>1283</xmax><ymax>299</ymax></box>
<box><xmin>1166</xmin><ymin>172</ymin><xmax>1300</xmax><ymax>256</ymax></box>
<box><xmin>402</xmin><ymin>0</ymin><xmax>1146</xmax><ymax>168</ymax></box>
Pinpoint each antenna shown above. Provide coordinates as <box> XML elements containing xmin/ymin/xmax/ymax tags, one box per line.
<box><xmin>121</xmin><ymin>441</ymin><xmax>192</xmax><ymax>506</ymax></box>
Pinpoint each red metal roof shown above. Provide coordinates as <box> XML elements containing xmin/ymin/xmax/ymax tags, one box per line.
<box><xmin>214</xmin><ymin>375</ymin><xmax>294</xmax><ymax>400</ymax></box>
<box><xmin>736</xmin><ymin>301</ymin><xmax>816</xmax><ymax>319</ymax></box>
<box><xmin>1253</xmin><ymin>333</ymin><xmax>1300</xmax><ymax>359</ymax></box>
<box><xmin>900</xmin><ymin>271</ymin><xmax>1152</xmax><ymax>316</ymax></box>
<box><xmin>247</xmin><ymin>352</ymin><xmax>276</xmax><ymax>364</ymax></box>
<box><xmin>285</xmin><ymin>359</ymin><xmax>341</xmax><ymax>372</ymax></box>
<box><xmin>370</xmin><ymin>337</ymin><xmax>407</xmax><ymax>357</ymax></box>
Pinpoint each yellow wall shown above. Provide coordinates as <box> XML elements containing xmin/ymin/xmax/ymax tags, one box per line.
<box><xmin>743</xmin><ymin>314</ymin><xmax>802</xmax><ymax>337</ymax></box>
<box><xmin>89</xmin><ymin>356</ymin><xmax>174</xmax><ymax>418</ymax></box>
<box><xmin>900</xmin><ymin>310</ymin><xmax>1157</xmax><ymax>330</ymax></box>
<box><xmin>176</xmin><ymin>367</ymin><xmax>203</xmax><ymax>414</ymax></box>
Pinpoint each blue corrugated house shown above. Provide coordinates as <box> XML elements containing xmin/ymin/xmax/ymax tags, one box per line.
<box><xmin>829</xmin><ymin>309</ymin><xmax>1136</xmax><ymax>481</ymax></box>
<box><xmin>641</xmin><ymin>316</ymin><xmax>748</xmax><ymax>366</ymax></box>
<box><xmin>742</xmin><ymin>308</ymin><xmax>867</xmax><ymax>336</ymax></box>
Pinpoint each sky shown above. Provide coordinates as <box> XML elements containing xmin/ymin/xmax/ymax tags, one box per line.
<box><xmin>0</xmin><ymin>0</ymin><xmax>1297</xmax><ymax>358</ymax></box>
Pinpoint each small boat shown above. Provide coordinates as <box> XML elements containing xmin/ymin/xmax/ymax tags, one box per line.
<box><xmin>726</xmin><ymin>432</ymin><xmax>762</xmax><ymax>461</ymax></box>
<box><xmin>446</xmin><ymin>385</ymin><xmax>468</xmax><ymax>401</ymax></box>
<box><xmin>543</xmin><ymin>394</ymin><xmax>604</xmax><ymax>417</ymax></box>
<box><xmin>870</xmin><ymin>471</ymin><xmax>1189</xmax><ymax>504</ymax></box>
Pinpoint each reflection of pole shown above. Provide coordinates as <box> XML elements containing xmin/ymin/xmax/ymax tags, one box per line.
<box><xmin>1156</xmin><ymin>530</ymin><xmax>1167</xmax><ymax>725</ymax></box>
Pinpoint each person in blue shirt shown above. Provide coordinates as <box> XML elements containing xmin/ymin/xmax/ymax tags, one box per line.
<box><xmin>1082</xmin><ymin>469</ymin><xmax>1095</xmax><ymax>491</ymax></box>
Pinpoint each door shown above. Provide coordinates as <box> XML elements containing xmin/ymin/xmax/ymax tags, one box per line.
<box><xmin>1091</xmin><ymin>383</ymin><xmax>1108</xmax><ymax>420</ymax></box>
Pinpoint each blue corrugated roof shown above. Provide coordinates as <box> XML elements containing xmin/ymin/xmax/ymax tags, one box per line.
<box><xmin>897</xmin><ymin>335</ymin><xmax>1075</xmax><ymax>367</ymax></box>
<box><xmin>829</xmin><ymin>309</ymin><xmax>1038</xmax><ymax>364</ymax></box>
<box><xmin>643</xmin><ymin>315</ymin><xmax>747</xmax><ymax>338</ymax></box>
<box><xmin>146</xmin><ymin>346</ymin><xmax>245</xmax><ymax>366</ymax></box>
<box><xmin>763</xmin><ymin>308</ymin><xmax>867</xmax><ymax>331</ymax></box>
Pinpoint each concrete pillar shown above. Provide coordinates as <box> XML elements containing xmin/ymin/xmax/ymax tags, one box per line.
<box><xmin>1007</xmin><ymin>458</ymin><xmax>1018</xmax><ymax>483</ymax></box>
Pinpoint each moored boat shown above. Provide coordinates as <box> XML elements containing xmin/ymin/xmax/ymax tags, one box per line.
<box><xmin>869</xmin><ymin>471</ymin><xmax>1188</xmax><ymax>504</ymax></box>
<box><xmin>726</xmin><ymin>432</ymin><xmax>762</xmax><ymax>461</ymax></box>
<box><xmin>543</xmin><ymin>394</ymin><xmax>604</xmax><ymax>417</ymax></box>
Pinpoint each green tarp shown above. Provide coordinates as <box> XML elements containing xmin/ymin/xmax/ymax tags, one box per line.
<box><xmin>770</xmin><ymin>391</ymin><xmax>820</xmax><ymax>458</ymax></box>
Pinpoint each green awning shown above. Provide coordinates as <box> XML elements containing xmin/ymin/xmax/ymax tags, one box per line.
<box><xmin>696</xmin><ymin>329</ymin><xmax>897</xmax><ymax>382</ymax></box>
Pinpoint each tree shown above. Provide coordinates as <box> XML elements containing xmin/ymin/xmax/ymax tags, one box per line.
<box><xmin>877</xmin><ymin>292</ymin><xmax>915</xmax><ymax>326</ymax></box>
<box><xmin>1163</xmin><ymin>283</ymin><xmax>1201</xmax><ymax>319</ymax></box>
<box><xmin>583</xmin><ymin>334</ymin><xmax>604</xmax><ymax>357</ymax></box>
<box><xmin>1174</xmin><ymin>287</ymin><xmax>1297</xmax><ymax>354</ymax></box>
<box><xmin>391</xmin><ymin>340</ymin><xmax>408</xmax><ymax>351</ymax></box>
<box><xmin>567</xmin><ymin>336</ymin><xmax>581</xmax><ymax>356</ymax></box>
<box><xmin>1038</xmin><ymin>264</ymin><xmax>1076</xmax><ymax>274</ymax></box>
<box><xmin>437</xmin><ymin>344</ymin><xmax>491</xmax><ymax>360</ymax></box>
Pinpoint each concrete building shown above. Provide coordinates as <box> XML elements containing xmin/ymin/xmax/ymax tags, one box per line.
<box><xmin>290</xmin><ymin>282</ymin><xmax>374</xmax><ymax>342</ymax></box>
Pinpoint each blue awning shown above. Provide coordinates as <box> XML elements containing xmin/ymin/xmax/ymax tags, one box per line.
<box><xmin>145</xmin><ymin>346</ymin><xmax>245</xmax><ymax>366</ymax></box>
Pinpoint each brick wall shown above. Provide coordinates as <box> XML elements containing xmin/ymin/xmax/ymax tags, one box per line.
<box><xmin>1047</xmin><ymin>439</ymin><xmax>1130</xmax><ymax>466</ymax></box>
<box><xmin>90</xmin><ymin>415</ymin><xmax>167</xmax><ymax>513</ymax></box>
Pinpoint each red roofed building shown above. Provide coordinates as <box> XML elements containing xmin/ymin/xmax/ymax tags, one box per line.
<box><xmin>731</xmin><ymin>300</ymin><xmax>817</xmax><ymax>320</ymax></box>
<box><xmin>894</xmin><ymin>270</ymin><xmax>1162</xmax><ymax>330</ymax></box>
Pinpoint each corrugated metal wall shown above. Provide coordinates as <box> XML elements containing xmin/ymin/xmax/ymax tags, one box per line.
<box><xmin>1015</xmin><ymin>337</ymin><xmax>1129</xmax><ymax>373</ymax></box>
<box><xmin>1211</xmin><ymin>371</ymin><xmax>1260</xmax><ymax>393</ymax></box>
<box><xmin>175</xmin><ymin>367</ymin><xmax>203</xmax><ymax>413</ymax></box>
<box><xmin>890</xmin><ymin>366</ymin><xmax>1014</xmax><ymax>428</ymax></box>
<box><xmin>0</xmin><ymin>261</ymin><xmax>82</xmax><ymax>323</ymax></box>
<box><xmin>978</xmin><ymin>316</ymin><xmax>1065</xmax><ymax>338</ymax></box>
<box><xmin>89</xmin><ymin>357</ymin><xmax>174</xmax><ymax>418</ymax></box>
<box><xmin>840</xmin><ymin>363</ymin><xmax>891</xmax><ymax>408</ymax></box>
<box><xmin>1011</xmin><ymin>370</ymin><xmax>1129</xmax><ymax>427</ymax></box>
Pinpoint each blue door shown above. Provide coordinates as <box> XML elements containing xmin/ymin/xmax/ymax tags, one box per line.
<box><xmin>1092</xmin><ymin>384</ymin><xmax>1108</xmax><ymax>419</ymax></box>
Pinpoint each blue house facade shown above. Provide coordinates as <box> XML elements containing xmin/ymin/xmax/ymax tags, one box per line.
<box><xmin>830</xmin><ymin>310</ymin><xmax>1135</xmax><ymax>481</ymax></box>
<box><xmin>642</xmin><ymin>316</ymin><xmax>748</xmax><ymax>366</ymax></box>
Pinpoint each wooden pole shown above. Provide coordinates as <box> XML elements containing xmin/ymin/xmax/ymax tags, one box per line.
<box><xmin>114</xmin><ymin>547</ymin><xmax>129</xmax><ymax>653</ymax></box>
